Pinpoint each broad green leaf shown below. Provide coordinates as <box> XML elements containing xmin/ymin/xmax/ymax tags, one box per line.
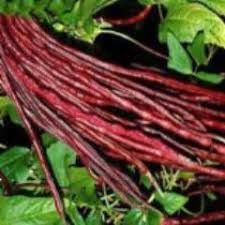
<box><xmin>155</xmin><ymin>192</ymin><xmax>189</xmax><ymax>215</ymax></box>
<box><xmin>47</xmin><ymin>141</ymin><xmax>76</xmax><ymax>187</ymax></box>
<box><xmin>0</xmin><ymin>147</ymin><xmax>31</xmax><ymax>182</ymax></box>
<box><xmin>69</xmin><ymin>167</ymin><xmax>98</xmax><ymax>205</ymax></box>
<box><xmin>123</xmin><ymin>208</ymin><xmax>163</xmax><ymax>225</ymax></box>
<box><xmin>197</xmin><ymin>0</ymin><xmax>225</xmax><ymax>16</ymax></box>
<box><xmin>160</xmin><ymin>3</ymin><xmax>225</xmax><ymax>49</ymax></box>
<box><xmin>187</xmin><ymin>32</ymin><xmax>207</xmax><ymax>66</ymax></box>
<box><xmin>86</xmin><ymin>209</ymin><xmax>102</xmax><ymax>225</ymax></box>
<box><xmin>194</xmin><ymin>71</ymin><xmax>224</xmax><ymax>84</ymax></box>
<box><xmin>167</xmin><ymin>32</ymin><xmax>193</xmax><ymax>74</ymax></box>
<box><xmin>0</xmin><ymin>196</ymin><xmax>64</xmax><ymax>225</ymax></box>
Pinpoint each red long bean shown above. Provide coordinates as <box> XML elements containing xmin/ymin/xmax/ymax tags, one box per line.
<box><xmin>1</xmin><ymin>15</ymin><xmax>225</xmax><ymax>225</ymax></box>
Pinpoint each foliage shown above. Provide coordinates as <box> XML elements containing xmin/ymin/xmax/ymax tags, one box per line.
<box><xmin>0</xmin><ymin>0</ymin><xmax>117</xmax><ymax>42</ymax></box>
<box><xmin>167</xmin><ymin>32</ymin><xmax>224</xmax><ymax>83</ymax></box>
<box><xmin>159</xmin><ymin>3</ymin><xmax>225</xmax><ymax>48</ymax></box>
<box><xmin>123</xmin><ymin>208</ymin><xmax>163</xmax><ymax>225</ymax></box>
<box><xmin>0</xmin><ymin>147</ymin><xmax>31</xmax><ymax>182</ymax></box>
<box><xmin>0</xmin><ymin>196</ymin><xmax>66</xmax><ymax>225</ymax></box>
<box><xmin>154</xmin><ymin>192</ymin><xmax>188</xmax><ymax>215</ymax></box>
<box><xmin>139</xmin><ymin>0</ymin><xmax>225</xmax><ymax>83</ymax></box>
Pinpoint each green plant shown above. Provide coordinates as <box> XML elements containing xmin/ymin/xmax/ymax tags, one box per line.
<box><xmin>139</xmin><ymin>0</ymin><xmax>225</xmax><ymax>83</ymax></box>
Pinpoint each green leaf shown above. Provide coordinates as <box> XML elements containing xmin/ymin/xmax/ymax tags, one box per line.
<box><xmin>140</xmin><ymin>175</ymin><xmax>151</xmax><ymax>189</ymax></box>
<box><xmin>31</xmin><ymin>0</ymin><xmax>50</xmax><ymax>21</ymax></box>
<box><xmin>155</xmin><ymin>192</ymin><xmax>189</xmax><ymax>215</ymax></box>
<box><xmin>0</xmin><ymin>96</ymin><xmax>11</xmax><ymax>118</ymax></box>
<box><xmin>138</xmin><ymin>0</ymin><xmax>188</xmax><ymax>7</ymax></box>
<box><xmin>187</xmin><ymin>32</ymin><xmax>207</xmax><ymax>66</ymax></box>
<box><xmin>123</xmin><ymin>209</ymin><xmax>145</xmax><ymax>225</ymax></box>
<box><xmin>147</xmin><ymin>209</ymin><xmax>164</xmax><ymax>225</ymax></box>
<box><xmin>48</xmin><ymin>0</ymin><xmax>66</xmax><ymax>15</ymax></box>
<box><xmin>78</xmin><ymin>0</ymin><xmax>98</xmax><ymax>24</ymax></box>
<box><xmin>194</xmin><ymin>71</ymin><xmax>224</xmax><ymax>84</ymax></box>
<box><xmin>86</xmin><ymin>209</ymin><xmax>102</xmax><ymax>225</ymax></box>
<box><xmin>63</xmin><ymin>0</ymin><xmax>75</xmax><ymax>11</ymax></box>
<box><xmin>167</xmin><ymin>32</ymin><xmax>193</xmax><ymax>74</ymax></box>
<box><xmin>0</xmin><ymin>196</ymin><xmax>64</xmax><ymax>225</ymax></box>
<box><xmin>94</xmin><ymin>0</ymin><xmax>118</xmax><ymax>12</ymax></box>
<box><xmin>0</xmin><ymin>96</ymin><xmax>10</xmax><ymax>109</ymax></box>
<box><xmin>160</xmin><ymin>3</ymin><xmax>225</xmax><ymax>49</ymax></box>
<box><xmin>47</xmin><ymin>141</ymin><xmax>76</xmax><ymax>187</ymax></box>
<box><xmin>138</xmin><ymin>0</ymin><xmax>155</xmax><ymax>5</ymax></box>
<box><xmin>6</xmin><ymin>104</ymin><xmax>21</xmax><ymax>125</ymax></box>
<box><xmin>67</xmin><ymin>205</ymin><xmax>86</xmax><ymax>225</ymax></box>
<box><xmin>59</xmin><ymin>10</ymin><xmax>78</xmax><ymax>26</ymax></box>
<box><xmin>197</xmin><ymin>0</ymin><xmax>225</xmax><ymax>16</ymax></box>
<box><xmin>0</xmin><ymin>147</ymin><xmax>31</xmax><ymax>182</ymax></box>
<box><xmin>164</xmin><ymin>0</ymin><xmax>188</xmax><ymax>8</ymax></box>
<box><xmin>41</xmin><ymin>133</ymin><xmax>57</xmax><ymax>148</ymax></box>
<box><xmin>178</xmin><ymin>171</ymin><xmax>195</xmax><ymax>180</ymax></box>
<box><xmin>123</xmin><ymin>208</ymin><xmax>163</xmax><ymax>225</ymax></box>
<box><xmin>69</xmin><ymin>167</ymin><xmax>98</xmax><ymax>205</ymax></box>
<box><xmin>6</xmin><ymin>0</ymin><xmax>20</xmax><ymax>14</ymax></box>
<box><xmin>0</xmin><ymin>0</ymin><xmax>6</xmax><ymax>13</ymax></box>
<box><xmin>20</xmin><ymin>0</ymin><xmax>35</xmax><ymax>16</ymax></box>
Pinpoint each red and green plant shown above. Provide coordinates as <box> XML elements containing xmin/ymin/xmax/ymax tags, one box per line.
<box><xmin>0</xmin><ymin>1</ymin><xmax>225</xmax><ymax>225</ymax></box>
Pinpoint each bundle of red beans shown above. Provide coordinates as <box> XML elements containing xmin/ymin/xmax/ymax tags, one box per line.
<box><xmin>0</xmin><ymin>16</ymin><xmax>225</xmax><ymax>224</ymax></box>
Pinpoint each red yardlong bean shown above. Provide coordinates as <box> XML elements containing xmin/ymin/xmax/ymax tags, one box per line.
<box><xmin>100</xmin><ymin>6</ymin><xmax>152</xmax><ymax>26</ymax></box>
<box><xmin>1</xmin><ymin>16</ymin><xmax>225</xmax><ymax>225</ymax></box>
<box><xmin>5</xmin><ymin>18</ymin><xmax>221</xmax><ymax>150</ymax></box>
<box><xmin>14</xmin><ymin>18</ymin><xmax>225</xmax><ymax>125</ymax></box>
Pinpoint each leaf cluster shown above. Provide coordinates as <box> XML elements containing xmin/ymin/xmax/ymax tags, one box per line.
<box><xmin>0</xmin><ymin>0</ymin><xmax>116</xmax><ymax>42</ymax></box>
<box><xmin>139</xmin><ymin>0</ymin><xmax>225</xmax><ymax>83</ymax></box>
